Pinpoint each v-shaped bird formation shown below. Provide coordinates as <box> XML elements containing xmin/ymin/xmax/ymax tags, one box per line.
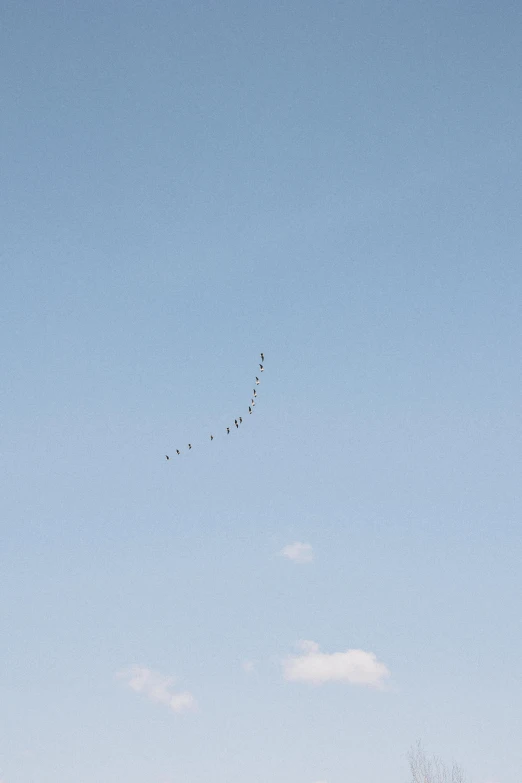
<box><xmin>165</xmin><ymin>353</ymin><xmax>266</xmax><ymax>460</ymax></box>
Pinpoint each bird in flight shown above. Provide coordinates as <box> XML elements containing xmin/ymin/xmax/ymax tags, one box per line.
<box><xmin>162</xmin><ymin>352</ymin><xmax>266</xmax><ymax>459</ymax></box>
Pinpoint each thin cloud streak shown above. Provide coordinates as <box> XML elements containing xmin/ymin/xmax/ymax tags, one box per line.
<box><xmin>117</xmin><ymin>665</ymin><xmax>196</xmax><ymax>713</ymax></box>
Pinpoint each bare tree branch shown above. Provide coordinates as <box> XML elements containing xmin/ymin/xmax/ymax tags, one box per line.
<box><xmin>408</xmin><ymin>742</ymin><xmax>467</xmax><ymax>783</ymax></box>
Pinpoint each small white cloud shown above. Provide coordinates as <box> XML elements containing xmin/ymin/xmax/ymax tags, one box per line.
<box><xmin>283</xmin><ymin>640</ymin><xmax>390</xmax><ymax>689</ymax></box>
<box><xmin>279</xmin><ymin>541</ymin><xmax>314</xmax><ymax>564</ymax></box>
<box><xmin>117</xmin><ymin>665</ymin><xmax>196</xmax><ymax>713</ymax></box>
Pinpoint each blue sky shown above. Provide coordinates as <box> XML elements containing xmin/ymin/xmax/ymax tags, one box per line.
<box><xmin>1</xmin><ymin>1</ymin><xmax>521</xmax><ymax>781</ymax></box>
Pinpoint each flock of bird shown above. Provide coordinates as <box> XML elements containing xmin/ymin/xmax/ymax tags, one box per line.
<box><xmin>165</xmin><ymin>353</ymin><xmax>265</xmax><ymax>459</ymax></box>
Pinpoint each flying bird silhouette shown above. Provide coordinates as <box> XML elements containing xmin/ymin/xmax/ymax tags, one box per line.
<box><xmin>161</xmin><ymin>353</ymin><xmax>267</xmax><ymax>460</ymax></box>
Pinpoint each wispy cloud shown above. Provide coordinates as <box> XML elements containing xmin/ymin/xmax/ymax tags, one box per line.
<box><xmin>117</xmin><ymin>665</ymin><xmax>196</xmax><ymax>713</ymax></box>
<box><xmin>282</xmin><ymin>640</ymin><xmax>390</xmax><ymax>688</ymax></box>
<box><xmin>279</xmin><ymin>541</ymin><xmax>314</xmax><ymax>564</ymax></box>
